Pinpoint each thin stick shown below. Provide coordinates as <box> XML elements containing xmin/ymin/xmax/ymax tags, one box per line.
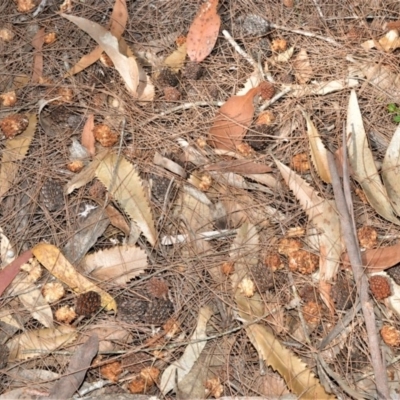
<box><xmin>327</xmin><ymin>150</ymin><xmax>389</xmax><ymax>399</ymax></box>
<box><xmin>270</xmin><ymin>23</ymin><xmax>341</xmax><ymax>47</ymax></box>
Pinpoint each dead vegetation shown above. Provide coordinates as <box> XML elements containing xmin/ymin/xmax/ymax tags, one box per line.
<box><xmin>2</xmin><ymin>0</ymin><xmax>400</xmax><ymax>399</ymax></box>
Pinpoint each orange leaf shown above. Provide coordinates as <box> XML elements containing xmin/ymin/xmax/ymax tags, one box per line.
<box><xmin>65</xmin><ymin>0</ymin><xmax>128</xmax><ymax>77</ymax></box>
<box><xmin>81</xmin><ymin>114</ymin><xmax>95</xmax><ymax>156</ymax></box>
<box><xmin>187</xmin><ymin>0</ymin><xmax>220</xmax><ymax>62</ymax></box>
<box><xmin>209</xmin><ymin>87</ymin><xmax>259</xmax><ymax>150</ymax></box>
<box><xmin>31</xmin><ymin>28</ymin><xmax>45</xmax><ymax>83</ymax></box>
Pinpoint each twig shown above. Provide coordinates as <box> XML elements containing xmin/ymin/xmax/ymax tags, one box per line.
<box><xmin>270</xmin><ymin>23</ymin><xmax>341</xmax><ymax>47</ymax></box>
<box><xmin>259</xmin><ymin>87</ymin><xmax>292</xmax><ymax>111</ymax></box>
<box><xmin>311</xmin><ymin>0</ymin><xmax>324</xmax><ymax>19</ymax></box>
<box><xmin>326</xmin><ymin>150</ymin><xmax>389</xmax><ymax>399</ymax></box>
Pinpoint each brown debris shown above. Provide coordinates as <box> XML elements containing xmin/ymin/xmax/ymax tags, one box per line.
<box><xmin>357</xmin><ymin>226</ymin><xmax>378</xmax><ymax>249</ymax></box>
<box><xmin>0</xmin><ymin>114</ymin><xmax>28</xmax><ymax>138</ymax></box>
<box><xmin>369</xmin><ymin>275</ymin><xmax>391</xmax><ymax>300</ymax></box>
<box><xmin>288</xmin><ymin>249</ymin><xmax>319</xmax><ymax>274</ymax></box>
<box><xmin>381</xmin><ymin>325</ymin><xmax>400</xmax><ymax>346</ymax></box>
<box><xmin>76</xmin><ymin>291</ymin><xmax>101</xmax><ymax>316</ymax></box>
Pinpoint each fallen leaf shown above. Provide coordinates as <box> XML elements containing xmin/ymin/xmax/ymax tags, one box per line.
<box><xmin>0</xmin><ymin>250</ymin><xmax>32</xmax><ymax>296</ymax></box>
<box><xmin>187</xmin><ymin>0</ymin><xmax>220</xmax><ymax>62</ymax></box>
<box><xmin>31</xmin><ymin>28</ymin><xmax>45</xmax><ymax>83</ymax></box>
<box><xmin>382</xmin><ymin>124</ymin><xmax>400</xmax><ymax>216</ymax></box>
<box><xmin>48</xmin><ymin>334</ymin><xmax>98</xmax><ymax>400</ymax></box>
<box><xmin>95</xmin><ymin>153</ymin><xmax>156</xmax><ymax>246</ymax></box>
<box><xmin>160</xmin><ymin>306</ymin><xmax>213</xmax><ymax>394</ymax></box>
<box><xmin>104</xmin><ymin>204</ymin><xmax>130</xmax><ymax>235</ymax></box>
<box><xmin>163</xmin><ymin>42</ymin><xmax>187</xmax><ymax>72</ymax></box>
<box><xmin>0</xmin><ymin>114</ymin><xmax>37</xmax><ymax>199</ymax></box>
<box><xmin>81</xmin><ymin>114</ymin><xmax>95</xmax><ymax>156</ymax></box>
<box><xmin>236</xmin><ymin>70</ymin><xmax>262</xmax><ymax>96</ymax></box>
<box><xmin>293</xmin><ymin>49</ymin><xmax>313</xmax><ymax>84</ymax></box>
<box><xmin>83</xmin><ymin>323</ymin><xmax>133</xmax><ymax>352</ymax></box>
<box><xmin>209</xmin><ymin>87</ymin><xmax>259</xmax><ymax>150</ymax></box>
<box><xmin>304</xmin><ymin>112</ymin><xmax>331</xmax><ymax>183</ymax></box>
<box><xmin>347</xmin><ymin>90</ymin><xmax>400</xmax><ymax>224</ymax></box>
<box><xmin>64</xmin><ymin>0</ymin><xmax>128</xmax><ymax>77</ymax></box>
<box><xmin>32</xmin><ymin>243</ymin><xmax>117</xmax><ymax>311</ymax></box>
<box><xmin>7</xmin><ymin>325</ymin><xmax>77</xmax><ymax>361</ymax></box>
<box><xmin>204</xmin><ymin>159</ymin><xmax>272</xmax><ymax>174</ymax></box>
<box><xmin>361</xmin><ymin>30</ymin><xmax>400</xmax><ymax>52</ymax></box>
<box><xmin>61</xmin><ymin>14</ymin><xmax>140</xmax><ymax>96</ymax></box>
<box><xmin>82</xmin><ymin>245</ymin><xmax>147</xmax><ymax>285</ymax></box>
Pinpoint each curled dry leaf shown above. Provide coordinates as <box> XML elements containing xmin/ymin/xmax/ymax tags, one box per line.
<box><xmin>61</xmin><ymin>14</ymin><xmax>140</xmax><ymax>97</ymax></box>
<box><xmin>82</xmin><ymin>245</ymin><xmax>148</xmax><ymax>285</ymax></box>
<box><xmin>7</xmin><ymin>325</ymin><xmax>77</xmax><ymax>361</ymax></box>
<box><xmin>95</xmin><ymin>153</ymin><xmax>156</xmax><ymax>246</ymax></box>
<box><xmin>160</xmin><ymin>306</ymin><xmax>213</xmax><ymax>394</ymax></box>
<box><xmin>347</xmin><ymin>90</ymin><xmax>400</xmax><ymax>224</ymax></box>
<box><xmin>163</xmin><ymin>42</ymin><xmax>187</xmax><ymax>72</ymax></box>
<box><xmin>187</xmin><ymin>0</ymin><xmax>220</xmax><ymax>62</ymax></box>
<box><xmin>0</xmin><ymin>114</ymin><xmax>37</xmax><ymax>199</ymax></box>
<box><xmin>209</xmin><ymin>87</ymin><xmax>259</xmax><ymax>150</ymax></box>
<box><xmin>304</xmin><ymin>112</ymin><xmax>331</xmax><ymax>183</ymax></box>
<box><xmin>32</xmin><ymin>243</ymin><xmax>117</xmax><ymax>312</ymax></box>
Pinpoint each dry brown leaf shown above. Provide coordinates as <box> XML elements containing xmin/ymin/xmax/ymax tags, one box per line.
<box><xmin>204</xmin><ymin>159</ymin><xmax>272</xmax><ymax>174</ymax></box>
<box><xmin>95</xmin><ymin>153</ymin><xmax>156</xmax><ymax>246</ymax></box>
<box><xmin>187</xmin><ymin>0</ymin><xmax>220</xmax><ymax>62</ymax></box>
<box><xmin>81</xmin><ymin>114</ymin><xmax>95</xmax><ymax>157</ymax></box>
<box><xmin>83</xmin><ymin>323</ymin><xmax>133</xmax><ymax>352</ymax></box>
<box><xmin>31</xmin><ymin>28</ymin><xmax>45</xmax><ymax>83</ymax></box>
<box><xmin>82</xmin><ymin>245</ymin><xmax>147</xmax><ymax>285</ymax></box>
<box><xmin>64</xmin><ymin>0</ymin><xmax>128</xmax><ymax>77</ymax></box>
<box><xmin>293</xmin><ymin>49</ymin><xmax>313</xmax><ymax>84</ymax></box>
<box><xmin>246</xmin><ymin>324</ymin><xmax>334</xmax><ymax>400</ymax></box>
<box><xmin>160</xmin><ymin>306</ymin><xmax>213</xmax><ymax>394</ymax></box>
<box><xmin>32</xmin><ymin>243</ymin><xmax>117</xmax><ymax>311</ymax></box>
<box><xmin>7</xmin><ymin>325</ymin><xmax>77</xmax><ymax>361</ymax></box>
<box><xmin>259</xmin><ymin>372</ymin><xmax>291</xmax><ymax>398</ymax></box>
<box><xmin>347</xmin><ymin>90</ymin><xmax>400</xmax><ymax>224</ymax></box>
<box><xmin>104</xmin><ymin>204</ymin><xmax>130</xmax><ymax>235</ymax></box>
<box><xmin>61</xmin><ymin>14</ymin><xmax>140</xmax><ymax>96</ymax></box>
<box><xmin>304</xmin><ymin>112</ymin><xmax>331</xmax><ymax>183</ymax></box>
<box><xmin>0</xmin><ymin>114</ymin><xmax>37</xmax><ymax>199</ymax></box>
<box><xmin>209</xmin><ymin>87</ymin><xmax>259</xmax><ymax>150</ymax></box>
<box><xmin>275</xmin><ymin>159</ymin><xmax>342</xmax><ymax>282</ymax></box>
<box><xmin>163</xmin><ymin>42</ymin><xmax>187</xmax><ymax>72</ymax></box>
<box><xmin>361</xmin><ymin>30</ymin><xmax>400</xmax><ymax>52</ymax></box>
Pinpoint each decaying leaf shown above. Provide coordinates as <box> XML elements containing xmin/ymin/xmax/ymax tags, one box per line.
<box><xmin>95</xmin><ymin>153</ymin><xmax>156</xmax><ymax>246</ymax></box>
<box><xmin>7</xmin><ymin>325</ymin><xmax>77</xmax><ymax>361</ymax></box>
<box><xmin>304</xmin><ymin>112</ymin><xmax>331</xmax><ymax>183</ymax></box>
<box><xmin>209</xmin><ymin>87</ymin><xmax>259</xmax><ymax>150</ymax></box>
<box><xmin>204</xmin><ymin>159</ymin><xmax>272</xmax><ymax>174</ymax></box>
<box><xmin>361</xmin><ymin>30</ymin><xmax>400</xmax><ymax>52</ymax></box>
<box><xmin>0</xmin><ymin>250</ymin><xmax>32</xmax><ymax>296</ymax></box>
<box><xmin>274</xmin><ymin>159</ymin><xmax>342</xmax><ymax>282</ymax></box>
<box><xmin>64</xmin><ymin>0</ymin><xmax>128</xmax><ymax>77</ymax></box>
<box><xmin>83</xmin><ymin>323</ymin><xmax>133</xmax><ymax>352</ymax></box>
<box><xmin>82</xmin><ymin>245</ymin><xmax>147</xmax><ymax>285</ymax></box>
<box><xmin>81</xmin><ymin>114</ymin><xmax>95</xmax><ymax>156</ymax></box>
<box><xmin>61</xmin><ymin>14</ymin><xmax>140</xmax><ymax>97</ymax></box>
<box><xmin>347</xmin><ymin>90</ymin><xmax>400</xmax><ymax>224</ymax></box>
<box><xmin>32</xmin><ymin>243</ymin><xmax>117</xmax><ymax>312</ymax></box>
<box><xmin>163</xmin><ymin>42</ymin><xmax>187</xmax><ymax>72</ymax></box>
<box><xmin>293</xmin><ymin>49</ymin><xmax>313</xmax><ymax>84</ymax></box>
<box><xmin>160</xmin><ymin>306</ymin><xmax>213</xmax><ymax>394</ymax></box>
<box><xmin>246</xmin><ymin>324</ymin><xmax>334</xmax><ymax>399</ymax></box>
<box><xmin>382</xmin><ymin>124</ymin><xmax>400</xmax><ymax>216</ymax></box>
<box><xmin>31</xmin><ymin>28</ymin><xmax>45</xmax><ymax>83</ymax></box>
<box><xmin>0</xmin><ymin>114</ymin><xmax>37</xmax><ymax>199</ymax></box>
<box><xmin>187</xmin><ymin>0</ymin><xmax>220</xmax><ymax>62</ymax></box>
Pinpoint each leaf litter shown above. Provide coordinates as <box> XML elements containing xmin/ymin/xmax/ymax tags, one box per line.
<box><xmin>3</xmin><ymin>1</ymin><xmax>400</xmax><ymax>399</ymax></box>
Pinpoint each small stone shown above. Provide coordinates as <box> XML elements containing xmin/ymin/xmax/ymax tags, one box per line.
<box><xmin>241</xmin><ymin>14</ymin><xmax>270</xmax><ymax>36</ymax></box>
<box><xmin>184</xmin><ymin>62</ymin><xmax>203</xmax><ymax>80</ymax></box>
<box><xmin>164</xmin><ymin>86</ymin><xmax>181</xmax><ymax>101</ymax></box>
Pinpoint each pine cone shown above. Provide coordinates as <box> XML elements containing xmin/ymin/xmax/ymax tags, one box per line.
<box><xmin>369</xmin><ymin>275</ymin><xmax>391</xmax><ymax>300</ymax></box>
<box><xmin>251</xmin><ymin>263</ymin><xmax>274</xmax><ymax>292</ymax></box>
<box><xmin>76</xmin><ymin>291</ymin><xmax>101</xmax><ymax>316</ymax></box>
<box><xmin>41</xmin><ymin>179</ymin><xmax>64</xmax><ymax>211</ymax></box>
<box><xmin>259</xmin><ymin>82</ymin><xmax>275</xmax><ymax>101</ymax></box>
<box><xmin>331</xmin><ymin>276</ymin><xmax>355</xmax><ymax>310</ymax></box>
<box><xmin>146</xmin><ymin>277</ymin><xmax>169</xmax><ymax>299</ymax></box>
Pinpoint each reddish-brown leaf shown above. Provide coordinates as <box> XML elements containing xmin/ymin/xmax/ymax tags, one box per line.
<box><xmin>31</xmin><ymin>28</ymin><xmax>45</xmax><ymax>83</ymax></box>
<box><xmin>204</xmin><ymin>159</ymin><xmax>271</xmax><ymax>174</ymax></box>
<box><xmin>81</xmin><ymin>114</ymin><xmax>95</xmax><ymax>156</ymax></box>
<box><xmin>209</xmin><ymin>87</ymin><xmax>259</xmax><ymax>150</ymax></box>
<box><xmin>187</xmin><ymin>0</ymin><xmax>220</xmax><ymax>62</ymax></box>
<box><xmin>0</xmin><ymin>250</ymin><xmax>33</xmax><ymax>296</ymax></box>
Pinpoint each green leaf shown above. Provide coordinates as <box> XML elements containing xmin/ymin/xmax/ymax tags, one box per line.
<box><xmin>393</xmin><ymin>115</ymin><xmax>400</xmax><ymax>123</ymax></box>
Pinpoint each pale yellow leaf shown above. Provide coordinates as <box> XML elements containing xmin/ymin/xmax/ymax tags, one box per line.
<box><xmin>7</xmin><ymin>325</ymin><xmax>77</xmax><ymax>361</ymax></box>
<box><xmin>347</xmin><ymin>90</ymin><xmax>400</xmax><ymax>224</ymax></box>
<box><xmin>82</xmin><ymin>245</ymin><xmax>147</xmax><ymax>285</ymax></box>
<box><xmin>275</xmin><ymin>159</ymin><xmax>342</xmax><ymax>281</ymax></box>
<box><xmin>95</xmin><ymin>153</ymin><xmax>156</xmax><ymax>246</ymax></box>
<box><xmin>160</xmin><ymin>306</ymin><xmax>213</xmax><ymax>394</ymax></box>
<box><xmin>247</xmin><ymin>324</ymin><xmax>335</xmax><ymax>400</ymax></box>
<box><xmin>0</xmin><ymin>114</ymin><xmax>37</xmax><ymax>199</ymax></box>
<box><xmin>163</xmin><ymin>43</ymin><xmax>187</xmax><ymax>72</ymax></box>
<box><xmin>304</xmin><ymin>112</ymin><xmax>331</xmax><ymax>183</ymax></box>
<box><xmin>382</xmin><ymin>124</ymin><xmax>400</xmax><ymax>216</ymax></box>
<box><xmin>293</xmin><ymin>49</ymin><xmax>313</xmax><ymax>84</ymax></box>
<box><xmin>61</xmin><ymin>14</ymin><xmax>140</xmax><ymax>96</ymax></box>
<box><xmin>32</xmin><ymin>243</ymin><xmax>117</xmax><ymax>312</ymax></box>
